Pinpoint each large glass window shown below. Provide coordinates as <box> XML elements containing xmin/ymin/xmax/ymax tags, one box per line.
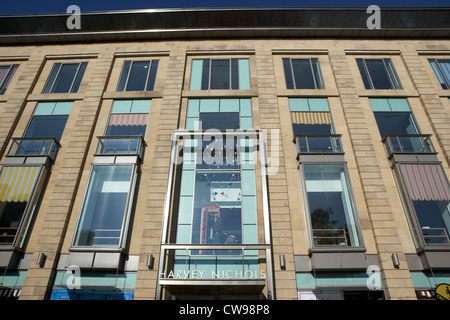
<box><xmin>429</xmin><ymin>59</ymin><xmax>450</xmax><ymax>90</ymax></box>
<box><xmin>282</xmin><ymin>58</ymin><xmax>324</xmax><ymax>89</ymax></box>
<box><xmin>0</xmin><ymin>64</ymin><xmax>18</xmax><ymax>94</ymax></box>
<box><xmin>0</xmin><ymin>166</ymin><xmax>42</xmax><ymax>246</ymax></box>
<box><xmin>398</xmin><ymin>163</ymin><xmax>450</xmax><ymax>246</ymax></box>
<box><xmin>190</xmin><ymin>59</ymin><xmax>250</xmax><ymax>90</ymax></box>
<box><xmin>117</xmin><ymin>60</ymin><xmax>158</xmax><ymax>92</ymax></box>
<box><xmin>303</xmin><ymin>164</ymin><xmax>362</xmax><ymax>247</ymax></box>
<box><xmin>73</xmin><ymin>165</ymin><xmax>135</xmax><ymax>247</ymax></box>
<box><xmin>370</xmin><ymin>98</ymin><xmax>424</xmax><ymax>153</ymax></box>
<box><xmin>191</xmin><ymin>171</ymin><xmax>242</xmax><ymax>255</ymax></box>
<box><xmin>357</xmin><ymin>58</ymin><xmax>402</xmax><ymax>90</ymax></box>
<box><xmin>42</xmin><ymin>62</ymin><xmax>87</xmax><ymax>94</ymax></box>
<box><xmin>172</xmin><ymin>99</ymin><xmax>258</xmax><ymax>278</ymax></box>
<box><xmin>289</xmin><ymin>98</ymin><xmax>342</xmax><ymax>153</ymax></box>
<box><xmin>105</xmin><ymin>100</ymin><xmax>150</xmax><ymax>137</ymax></box>
<box><xmin>25</xmin><ymin>102</ymin><xmax>73</xmax><ymax>140</ymax></box>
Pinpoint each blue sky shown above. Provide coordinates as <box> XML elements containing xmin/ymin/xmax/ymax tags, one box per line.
<box><xmin>1</xmin><ymin>0</ymin><xmax>449</xmax><ymax>15</ymax></box>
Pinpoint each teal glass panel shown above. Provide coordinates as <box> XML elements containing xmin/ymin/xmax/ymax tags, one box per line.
<box><xmin>199</xmin><ymin>99</ymin><xmax>220</xmax><ymax>112</ymax></box>
<box><xmin>187</xmin><ymin>99</ymin><xmax>200</xmax><ymax>117</ymax></box>
<box><xmin>190</xmin><ymin>60</ymin><xmax>203</xmax><ymax>90</ymax></box>
<box><xmin>240</xmin><ymin>99</ymin><xmax>252</xmax><ymax>117</ymax></box>
<box><xmin>111</xmin><ymin>100</ymin><xmax>132</xmax><ymax>113</ymax></box>
<box><xmin>369</xmin><ymin>98</ymin><xmax>390</xmax><ymax>111</ymax></box>
<box><xmin>238</xmin><ymin>59</ymin><xmax>250</xmax><ymax>90</ymax></box>
<box><xmin>34</xmin><ymin>102</ymin><xmax>56</xmax><ymax>115</ymax></box>
<box><xmin>53</xmin><ymin>101</ymin><xmax>73</xmax><ymax>115</ymax></box>
<box><xmin>130</xmin><ymin>100</ymin><xmax>151</xmax><ymax>113</ymax></box>
<box><xmin>308</xmin><ymin>98</ymin><xmax>329</xmax><ymax>112</ymax></box>
<box><xmin>289</xmin><ymin>98</ymin><xmax>310</xmax><ymax>112</ymax></box>
<box><xmin>220</xmin><ymin>99</ymin><xmax>240</xmax><ymax>112</ymax></box>
<box><xmin>387</xmin><ymin>98</ymin><xmax>411</xmax><ymax>111</ymax></box>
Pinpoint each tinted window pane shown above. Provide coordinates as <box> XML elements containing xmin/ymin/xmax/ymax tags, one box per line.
<box><xmin>191</xmin><ymin>171</ymin><xmax>242</xmax><ymax>254</ymax></box>
<box><xmin>117</xmin><ymin>61</ymin><xmax>131</xmax><ymax>92</ymax></box>
<box><xmin>210</xmin><ymin>60</ymin><xmax>230</xmax><ymax>89</ymax></box>
<box><xmin>283</xmin><ymin>58</ymin><xmax>294</xmax><ymax>89</ymax></box>
<box><xmin>304</xmin><ymin>164</ymin><xmax>361</xmax><ymax>247</ymax></box>
<box><xmin>42</xmin><ymin>63</ymin><xmax>61</xmax><ymax>93</ymax></box>
<box><xmin>126</xmin><ymin>61</ymin><xmax>149</xmax><ymax>91</ymax></box>
<box><xmin>356</xmin><ymin>59</ymin><xmax>371</xmax><ymax>89</ymax></box>
<box><xmin>199</xmin><ymin>112</ymin><xmax>240</xmax><ymax>130</ymax></box>
<box><xmin>106</xmin><ymin>124</ymin><xmax>146</xmax><ymax>136</ymax></box>
<box><xmin>385</xmin><ymin>60</ymin><xmax>402</xmax><ymax>89</ymax></box>
<box><xmin>231</xmin><ymin>59</ymin><xmax>239</xmax><ymax>90</ymax></box>
<box><xmin>292</xmin><ymin>124</ymin><xmax>332</xmax><ymax>136</ymax></box>
<box><xmin>365</xmin><ymin>59</ymin><xmax>392</xmax><ymax>89</ymax></box>
<box><xmin>146</xmin><ymin>60</ymin><xmax>158</xmax><ymax>91</ymax></box>
<box><xmin>430</xmin><ymin>59</ymin><xmax>450</xmax><ymax>90</ymax></box>
<box><xmin>413</xmin><ymin>200</ymin><xmax>450</xmax><ymax>245</ymax></box>
<box><xmin>74</xmin><ymin>165</ymin><xmax>133</xmax><ymax>247</ymax></box>
<box><xmin>374</xmin><ymin>112</ymin><xmax>418</xmax><ymax>137</ymax></box>
<box><xmin>0</xmin><ymin>65</ymin><xmax>18</xmax><ymax>95</ymax></box>
<box><xmin>51</xmin><ymin>63</ymin><xmax>79</xmax><ymax>93</ymax></box>
<box><xmin>292</xmin><ymin>59</ymin><xmax>316</xmax><ymax>89</ymax></box>
<box><xmin>24</xmin><ymin>115</ymin><xmax>69</xmax><ymax>141</ymax></box>
<box><xmin>201</xmin><ymin>59</ymin><xmax>210</xmax><ymax>90</ymax></box>
<box><xmin>71</xmin><ymin>62</ymin><xmax>87</xmax><ymax>93</ymax></box>
<box><xmin>311</xmin><ymin>59</ymin><xmax>324</xmax><ymax>89</ymax></box>
<box><xmin>0</xmin><ymin>202</ymin><xmax>27</xmax><ymax>245</ymax></box>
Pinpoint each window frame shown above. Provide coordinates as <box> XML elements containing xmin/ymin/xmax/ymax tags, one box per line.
<box><xmin>189</xmin><ymin>58</ymin><xmax>250</xmax><ymax>91</ymax></box>
<box><xmin>42</xmin><ymin>62</ymin><xmax>87</xmax><ymax>94</ymax></box>
<box><xmin>299</xmin><ymin>162</ymin><xmax>364</xmax><ymax>250</ymax></box>
<box><xmin>23</xmin><ymin>102</ymin><xmax>73</xmax><ymax>141</ymax></box>
<box><xmin>393</xmin><ymin>162</ymin><xmax>450</xmax><ymax>249</ymax></box>
<box><xmin>116</xmin><ymin>60</ymin><xmax>159</xmax><ymax>92</ymax></box>
<box><xmin>0</xmin><ymin>165</ymin><xmax>47</xmax><ymax>249</ymax></box>
<box><xmin>357</xmin><ymin>58</ymin><xmax>402</xmax><ymax>90</ymax></box>
<box><xmin>104</xmin><ymin>100</ymin><xmax>151</xmax><ymax>137</ymax></box>
<box><xmin>429</xmin><ymin>58</ymin><xmax>450</xmax><ymax>90</ymax></box>
<box><xmin>0</xmin><ymin>64</ymin><xmax>19</xmax><ymax>95</ymax></box>
<box><xmin>282</xmin><ymin>58</ymin><xmax>324</xmax><ymax>89</ymax></box>
<box><xmin>71</xmin><ymin>163</ymin><xmax>138</xmax><ymax>249</ymax></box>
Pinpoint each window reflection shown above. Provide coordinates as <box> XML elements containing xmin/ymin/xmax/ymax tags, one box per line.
<box><xmin>191</xmin><ymin>171</ymin><xmax>242</xmax><ymax>255</ymax></box>
<box><xmin>304</xmin><ymin>164</ymin><xmax>361</xmax><ymax>247</ymax></box>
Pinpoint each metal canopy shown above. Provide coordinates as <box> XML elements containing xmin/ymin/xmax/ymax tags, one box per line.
<box><xmin>0</xmin><ymin>7</ymin><xmax>449</xmax><ymax>44</ymax></box>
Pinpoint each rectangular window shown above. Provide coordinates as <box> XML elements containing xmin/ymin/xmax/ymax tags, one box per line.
<box><xmin>191</xmin><ymin>171</ymin><xmax>242</xmax><ymax>255</ymax></box>
<box><xmin>370</xmin><ymin>98</ymin><xmax>418</xmax><ymax>138</ymax></box>
<box><xmin>106</xmin><ymin>100</ymin><xmax>151</xmax><ymax>137</ymax></box>
<box><xmin>117</xmin><ymin>60</ymin><xmax>158</xmax><ymax>92</ymax></box>
<box><xmin>190</xmin><ymin>59</ymin><xmax>250</xmax><ymax>90</ymax></box>
<box><xmin>73</xmin><ymin>165</ymin><xmax>136</xmax><ymax>247</ymax></box>
<box><xmin>369</xmin><ymin>98</ymin><xmax>426</xmax><ymax>154</ymax></box>
<box><xmin>0</xmin><ymin>64</ymin><xmax>18</xmax><ymax>94</ymax></box>
<box><xmin>429</xmin><ymin>59</ymin><xmax>450</xmax><ymax>90</ymax></box>
<box><xmin>357</xmin><ymin>58</ymin><xmax>402</xmax><ymax>89</ymax></box>
<box><xmin>289</xmin><ymin>98</ymin><xmax>343</xmax><ymax>153</ymax></box>
<box><xmin>25</xmin><ymin>102</ymin><xmax>73</xmax><ymax>141</ymax></box>
<box><xmin>283</xmin><ymin>58</ymin><xmax>324</xmax><ymax>89</ymax></box>
<box><xmin>0</xmin><ymin>166</ymin><xmax>42</xmax><ymax>246</ymax></box>
<box><xmin>303</xmin><ymin>164</ymin><xmax>362</xmax><ymax>247</ymax></box>
<box><xmin>186</xmin><ymin>99</ymin><xmax>252</xmax><ymax>131</ymax></box>
<box><xmin>398</xmin><ymin>163</ymin><xmax>450</xmax><ymax>246</ymax></box>
<box><xmin>42</xmin><ymin>62</ymin><xmax>87</xmax><ymax>94</ymax></box>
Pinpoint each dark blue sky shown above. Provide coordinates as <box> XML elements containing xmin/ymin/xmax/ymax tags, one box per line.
<box><xmin>1</xmin><ymin>0</ymin><xmax>449</xmax><ymax>15</ymax></box>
